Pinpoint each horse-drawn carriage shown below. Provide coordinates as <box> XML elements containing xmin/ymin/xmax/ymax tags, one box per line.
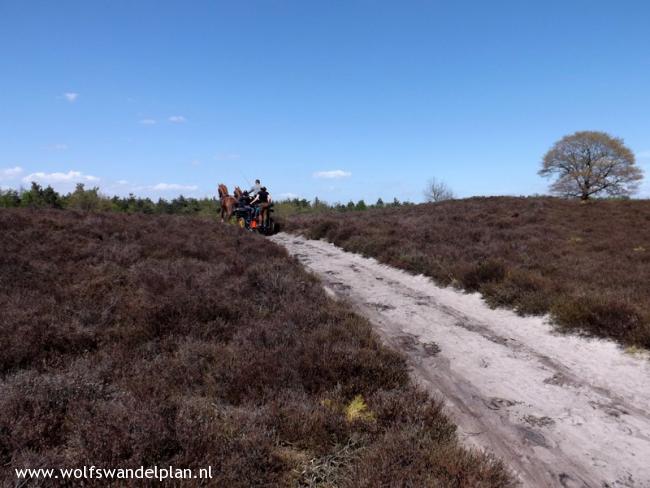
<box><xmin>218</xmin><ymin>183</ymin><xmax>280</xmax><ymax>236</ymax></box>
<box><xmin>233</xmin><ymin>203</ymin><xmax>279</xmax><ymax>235</ymax></box>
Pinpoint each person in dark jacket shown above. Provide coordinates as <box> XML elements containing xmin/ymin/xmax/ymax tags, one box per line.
<box><xmin>237</xmin><ymin>191</ymin><xmax>253</xmax><ymax>221</ymax></box>
<box><xmin>250</xmin><ymin>186</ymin><xmax>272</xmax><ymax>225</ymax></box>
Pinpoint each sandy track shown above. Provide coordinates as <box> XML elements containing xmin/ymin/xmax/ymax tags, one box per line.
<box><xmin>271</xmin><ymin>233</ymin><xmax>650</xmax><ymax>488</ymax></box>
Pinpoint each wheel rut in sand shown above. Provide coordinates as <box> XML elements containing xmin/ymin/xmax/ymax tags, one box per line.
<box><xmin>271</xmin><ymin>233</ymin><xmax>650</xmax><ymax>488</ymax></box>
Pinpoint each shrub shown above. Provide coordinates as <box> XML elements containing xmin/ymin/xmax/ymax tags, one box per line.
<box><xmin>551</xmin><ymin>296</ymin><xmax>647</xmax><ymax>345</ymax></box>
<box><xmin>461</xmin><ymin>260</ymin><xmax>506</xmax><ymax>291</ymax></box>
<box><xmin>308</xmin><ymin>219</ymin><xmax>339</xmax><ymax>240</ymax></box>
<box><xmin>482</xmin><ymin>270</ymin><xmax>553</xmax><ymax>315</ymax></box>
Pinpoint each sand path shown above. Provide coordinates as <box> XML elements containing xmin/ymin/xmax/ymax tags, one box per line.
<box><xmin>271</xmin><ymin>233</ymin><xmax>650</xmax><ymax>488</ymax></box>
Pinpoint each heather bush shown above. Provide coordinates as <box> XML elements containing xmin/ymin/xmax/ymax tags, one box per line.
<box><xmin>308</xmin><ymin>219</ymin><xmax>339</xmax><ymax>240</ymax></box>
<box><xmin>461</xmin><ymin>260</ymin><xmax>506</xmax><ymax>291</ymax></box>
<box><xmin>0</xmin><ymin>209</ymin><xmax>511</xmax><ymax>486</ymax></box>
<box><xmin>551</xmin><ymin>295</ymin><xmax>650</xmax><ymax>346</ymax></box>
<box><xmin>287</xmin><ymin>197</ymin><xmax>650</xmax><ymax>348</ymax></box>
<box><xmin>343</xmin><ymin>427</ymin><xmax>510</xmax><ymax>488</ymax></box>
<box><xmin>482</xmin><ymin>270</ymin><xmax>554</xmax><ymax>315</ymax></box>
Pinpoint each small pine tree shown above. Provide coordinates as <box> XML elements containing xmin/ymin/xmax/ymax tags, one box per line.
<box><xmin>0</xmin><ymin>189</ymin><xmax>21</xmax><ymax>207</ymax></box>
<box><xmin>66</xmin><ymin>183</ymin><xmax>104</xmax><ymax>211</ymax></box>
<box><xmin>21</xmin><ymin>182</ymin><xmax>62</xmax><ymax>208</ymax></box>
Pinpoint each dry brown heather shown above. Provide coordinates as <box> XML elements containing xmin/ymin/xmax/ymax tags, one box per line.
<box><xmin>0</xmin><ymin>209</ymin><xmax>511</xmax><ymax>487</ymax></box>
<box><xmin>286</xmin><ymin>197</ymin><xmax>650</xmax><ymax>348</ymax></box>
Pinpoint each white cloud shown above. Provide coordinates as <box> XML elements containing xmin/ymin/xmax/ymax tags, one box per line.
<box><xmin>214</xmin><ymin>152</ymin><xmax>241</xmax><ymax>161</ymax></box>
<box><xmin>116</xmin><ymin>179</ymin><xmax>129</xmax><ymax>185</ymax></box>
<box><xmin>139</xmin><ymin>118</ymin><xmax>156</xmax><ymax>125</ymax></box>
<box><xmin>313</xmin><ymin>169</ymin><xmax>352</xmax><ymax>179</ymax></box>
<box><xmin>168</xmin><ymin>115</ymin><xmax>186</xmax><ymax>123</ymax></box>
<box><xmin>23</xmin><ymin>170</ymin><xmax>99</xmax><ymax>184</ymax></box>
<box><xmin>0</xmin><ymin>166</ymin><xmax>23</xmax><ymax>181</ymax></box>
<box><xmin>277</xmin><ymin>192</ymin><xmax>300</xmax><ymax>200</ymax></box>
<box><xmin>152</xmin><ymin>183</ymin><xmax>198</xmax><ymax>191</ymax></box>
<box><xmin>637</xmin><ymin>150</ymin><xmax>650</xmax><ymax>159</ymax></box>
<box><xmin>190</xmin><ymin>159</ymin><xmax>201</xmax><ymax>166</ymax></box>
<box><xmin>63</xmin><ymin>92</ymin><xmax>78</xmax><ymax>102</ymax></box>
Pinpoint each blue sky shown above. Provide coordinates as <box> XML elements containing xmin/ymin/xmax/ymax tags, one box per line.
<box><xmin>1</xmin><ymin>0</ymin><xmax>649</xmax><ymax>202</ymax></box>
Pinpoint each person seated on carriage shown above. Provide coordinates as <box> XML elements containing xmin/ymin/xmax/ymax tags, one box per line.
<box><xmin>237</xmin><ymin>190</ymin><xmax>254</xmax><ymax>221</ymax></box>
<box><xmin>249</xmin><ymin>186</ymin><xmax>271</xmax><ymax>225</ymax></box>
<box><xmin>249</xmin><ymin>179</ymin><xmax>261</xmax><ymax>197</ymax></box>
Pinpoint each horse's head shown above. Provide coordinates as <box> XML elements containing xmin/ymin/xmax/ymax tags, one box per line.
<box><xmin>234</xmin><ymin>186</ymin><xmax>243</xmax><ymax>199</ymax></box>
<box><xmin>218</xmin><ymin>183</ymin><xmax>229</xmax><ymax>199</ymax></box>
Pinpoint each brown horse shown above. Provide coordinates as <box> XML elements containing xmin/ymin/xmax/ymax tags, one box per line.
<box><xmin>218</xmin><ymin>184</ymin><xmax>238</xmax><ymax>222</ymax></box>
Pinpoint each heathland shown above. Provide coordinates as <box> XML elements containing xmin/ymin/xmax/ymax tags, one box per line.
<box><xmin>286</xmin><ymin>197</ymin><xmax>650</xmax><ymax>349</ymax></box>
<box><xmin>0</xmin><ymin>209</ymin><xmax>510</xmax><ymax>487</ymax></box>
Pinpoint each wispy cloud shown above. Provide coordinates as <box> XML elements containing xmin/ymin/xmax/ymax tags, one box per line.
<box><xmin>152</xmin><ymin>183</ymin><xmax>198</xmax><ymax>191</ymax></box>
<box><xmin>105</xmin><ymin>180</ymin><xmax>200</xmax><ymax>196</ymax></box>
<box><xmin>313</xmin><ymin>169</ymin><xmax>351</xmax><ymax>179</ymax></box>
<box><xmin>139</xmin><ymin>118</ymin><xmax>156</xmax><ymax>125</ymax></box>
<box><xmin>63</xmin><ymin>92</ymin><xmax>79</xmax><ymax>102</ymax></box>
<box><xmin>23</xmin><ymin>170</ymin><xmax>99</xmax><ymax>184</ymax></box>
<box><xmin>168</xmin><ymin>115</ymin><xmax>186</xmax><ymax>123</ymax></box>
<box><xmin>0</xmin><ymin>166</ymin><xmax>23</xmax><ymax>181</ymax></box>
<box><xmin>277</xmin><ymin>192</ymin><xmax>300</xmax><ymax>200</ymax></box>
<box><xmin>214</xmin><ymin>152</ymin><xmax>241</xmax><ymax>161</ymax></box>
<box><xmin>637</xmin><ymin>150</ymin><xmax>650</xmax><ymax>159</ymax></box>
<box><xmin>47</xmin><ymin>143</ymin><xmax>68</xmax><ymax>150</ymax></box>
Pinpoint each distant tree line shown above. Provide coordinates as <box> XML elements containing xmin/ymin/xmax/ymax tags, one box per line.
<box><xmin>0</xmin><ymin>183</ymin><xmax>219</xmax><ymax>215</ymax></box>
<box><xmin>0</xmin><ymin>182</ymin><xmax>414</xmax><ymax>216</ymax></box>
<box><xmin>275</xmin><ymin>196</ymin><xmax>414</xmax><ymax>216</ymax></box>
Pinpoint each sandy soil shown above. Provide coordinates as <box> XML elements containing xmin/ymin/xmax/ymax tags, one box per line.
<box><xmin>271</xmin><ymin>233</ymin><xmax>650</xmax><ymax>488</ymax></box>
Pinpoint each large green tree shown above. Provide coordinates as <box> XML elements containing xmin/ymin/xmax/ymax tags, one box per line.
<box><xmin>539</xmin><ymin>131</ymin><xmax>643</xmax><ymax>200</ymax></box>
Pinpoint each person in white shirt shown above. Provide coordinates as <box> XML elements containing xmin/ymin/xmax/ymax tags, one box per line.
<box><xmin>249</xmin><ymin>179</ymin><xmax>261</xmax><ymax>197</ymax></box>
